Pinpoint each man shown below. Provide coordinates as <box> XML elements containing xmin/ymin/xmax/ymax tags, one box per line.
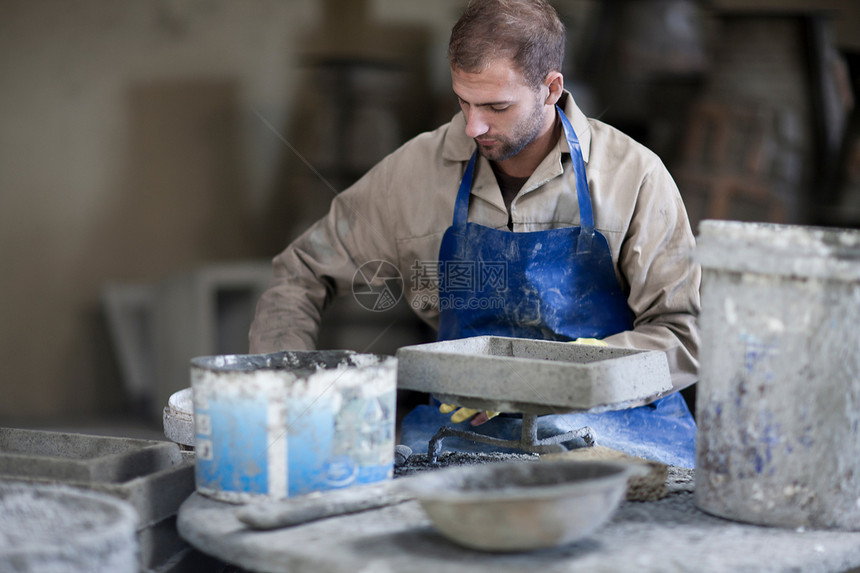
<box><xmin>250</xmin><ymin>0</ymin><xmax>701</xmax><ymax>467</ymax></box>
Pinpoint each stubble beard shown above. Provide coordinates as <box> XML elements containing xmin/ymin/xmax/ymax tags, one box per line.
<box><xmin>477</xmin><ymin>96</ymin><xmax>547</xmax><ymax>163</ymax></box>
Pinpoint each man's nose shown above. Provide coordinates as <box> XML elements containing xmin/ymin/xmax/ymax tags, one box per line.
<box><xmin>464</xmin><ymin>109</ymin><xmax>489</xmax><ymax>139</ymax></box>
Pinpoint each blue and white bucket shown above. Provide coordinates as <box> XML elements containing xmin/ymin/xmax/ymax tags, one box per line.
<box><xmin>190</xmin><ymin>350</ymin><xmax>397</xmax><ymax>502</ymax></box>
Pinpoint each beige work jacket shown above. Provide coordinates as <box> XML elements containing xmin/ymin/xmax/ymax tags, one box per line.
<box><xmin>249</xmin><ymin>92</ymin><xmax>702</xmax><ymax>393</ymax></box>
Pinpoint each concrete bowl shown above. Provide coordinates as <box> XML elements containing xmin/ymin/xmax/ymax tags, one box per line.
<box><xmin>406</xmin><ymin>459</ymin><xmax>633</xmax><ymax>552</ymax></box>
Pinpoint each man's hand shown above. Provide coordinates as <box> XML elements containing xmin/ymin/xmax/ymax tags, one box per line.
<box><xmin>439</xmin><ymin>403</ymin><xmax>499</xmax><ymax>426</ymax></box>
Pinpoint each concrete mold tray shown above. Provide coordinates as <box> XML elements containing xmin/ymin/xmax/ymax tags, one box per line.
<box><xmin>0</xmin><ymin>427</ymin><xmax>194</xmax><ymax>529</ymax></box>
<box><xmin>396</xmin><ymin>336</ymin><xmax>671</xmax><ymax>414</ymax></box>
<box><xmin>0</xmin><ymin>427</ymin><xmax>179</xmax><ymax>483</ymax></box>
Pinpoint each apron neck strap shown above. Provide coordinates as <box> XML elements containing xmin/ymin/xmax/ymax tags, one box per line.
<box><xmin>557</xmin><ymin>105</ymin><xmax>594</xmax><ymax>253</ymax></box>
<box><xmin>452</xmin><ymin>152</ymin><xmax>477</xmax><ymax>228</ymax></box>
<box><xmin>452</xmin><ymin>105</ymin><xmax>595</xmax><ymax>253</ymax></box>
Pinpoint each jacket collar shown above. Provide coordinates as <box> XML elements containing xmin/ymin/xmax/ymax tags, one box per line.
<box><xmin>441</xmin><ymin>90</ymin><xmax>592</xmax><ymax>165</ymax></box>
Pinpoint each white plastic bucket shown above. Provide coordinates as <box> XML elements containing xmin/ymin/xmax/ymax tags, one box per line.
<box><xmin>163</xmin><ymin>388</ymin><xmax>194</xmax><ymax>447</ymax></box>
<box><xmin>695</xmin><ymin>220</ymin><xmax>860</xmax><ymax>529</ymax></box>
<box><xmin>191</xmin><ymin>350</ymin><xmax>397</xmax><ymax>503</ymax></box>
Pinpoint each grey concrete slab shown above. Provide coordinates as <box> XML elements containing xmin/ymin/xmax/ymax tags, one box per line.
<box><xmin>177</xmin><ymin>467</ymin><xmax>860</xmax><ymax>573</ymax></box>
<box><xmin>396</xmin><ymin>336</ymin><xmax>672</xmax><ymax>413</ymax></box>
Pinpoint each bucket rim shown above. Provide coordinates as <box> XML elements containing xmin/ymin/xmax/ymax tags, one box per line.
<box><xmin>696</xmin><ymin>219</ymin><xmax>860</xmax><ymax>281</ymax></box>
<box><xmin>190</xmin><ymin>350</ymin><xmax>393</xmax><ymax>373</ymax></box>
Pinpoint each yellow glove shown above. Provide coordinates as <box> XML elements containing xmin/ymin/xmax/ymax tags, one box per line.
<box><xmin>439</xmin><ymin>404</ymin><xmax>499</xmax><ymax>424</ymax></box>
<box><xmin>571</xmin><ymin>337</ymin><xmax>608</xmax><ymax>346</ymax></box>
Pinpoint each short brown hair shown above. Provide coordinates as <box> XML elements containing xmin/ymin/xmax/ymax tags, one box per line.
<box><xmin>448</xmin><ymin>0</ymin><xmax>566</xmax><ymax>90</ymax></box>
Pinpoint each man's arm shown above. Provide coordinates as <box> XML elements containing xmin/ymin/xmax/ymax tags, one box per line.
<box><xmin>249</xmin><ymin>160</ymin><xmax>397</xmax><ymax>354</ymax></box>
<box><xmin>603</xmin><ymin>162</ymin><xmax>702</xmax><ymax>394</ymax></box>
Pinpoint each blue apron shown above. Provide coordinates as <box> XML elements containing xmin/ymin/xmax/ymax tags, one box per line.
<box><xmin>401</xmin><ymin>106</ymin><xmax>696</xmax><ymax>468</ymax></box>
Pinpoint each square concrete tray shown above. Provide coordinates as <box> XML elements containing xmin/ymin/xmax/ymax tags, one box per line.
<box><xmin>0</xmin><ymin>427</ymin><xmax>180</xmax><ymax>483</ymax></box>
<box><xmin>395</xmin><ymin>336</ymin><xmax>672</xmax><ymax>414</ymax></box>
<box><xmin>0</xmin><ymin>428</ymin><xmax>194</xmax><ymax>528</ymax></box>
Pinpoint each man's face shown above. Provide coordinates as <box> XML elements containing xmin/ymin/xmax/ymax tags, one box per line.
<box><xmin>451</xmin><ymin>59</ymin><xmax>548</xmax><ymax>163</ymax></box>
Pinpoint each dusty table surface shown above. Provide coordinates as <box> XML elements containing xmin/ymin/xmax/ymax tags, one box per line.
<box><xmin>178</xmin><ymin>467</ymin><xmax>860</xmax><ymax>573</ymax></box>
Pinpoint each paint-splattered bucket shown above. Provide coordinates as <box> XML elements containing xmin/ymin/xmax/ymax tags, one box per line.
<box><xmin>695</xmin><ymin>220</ymin><xmax>860</xmax><ymax>529</ymax></box>
<box><xmin>190</xmin><ymin>350</ymin><xmax>397</xmax><ymax>503</ymax></box>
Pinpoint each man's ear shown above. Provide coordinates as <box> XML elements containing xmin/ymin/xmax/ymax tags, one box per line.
<box><xmin>544</xmin><ymin>72</ymin><xmax>564</xmax><ymax>105</ymax></box>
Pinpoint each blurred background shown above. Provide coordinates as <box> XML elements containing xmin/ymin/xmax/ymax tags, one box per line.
<box><xmin>1</xmin><ymin>0</ymin><xmax>858</xmax><ymax>435</ymax></box>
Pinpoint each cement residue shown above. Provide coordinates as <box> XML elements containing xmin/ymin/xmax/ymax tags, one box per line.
<box><xmin>394</xmin><ymin>451</ymin><xmax>537</xmax><ymax>478</ymax></box>
<box><xmin>666</xmin><ymin>466</ymin><xmax>695</xmax><ymax>493</ymax></box>
<box><xmin>194</xmin><ymin>350</ymin><xmax>389</xmax><ymax>373</ymax></box>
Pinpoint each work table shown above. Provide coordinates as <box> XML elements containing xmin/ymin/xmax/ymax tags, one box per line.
<box><xmin>178</xmin><ymin>466</ymin><xmax>860</xmax><ymax>573</ymax></box>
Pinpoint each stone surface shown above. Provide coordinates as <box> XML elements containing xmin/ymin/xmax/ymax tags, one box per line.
<box><xmin>396</xmin><ymin>336</ymin><xmax>672</xmax><ymax>413</ymax></box>
<box><xmin>236</xmin><ymin>452</ymin><xmax>538</xmax><ymax>531</ymax></box>
<box><xmin>236</xmin><ymin>477</ymin><xmax>416</xmax><ymax>530</ymax></box>
<box><xmin>178</xmin><ymin>466</ymin><xmax>860</xmax><ymax>573</ymax></box>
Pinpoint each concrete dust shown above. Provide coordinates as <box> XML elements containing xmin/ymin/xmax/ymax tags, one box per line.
<box><xmin>394</xmin><ymin>451</ymin><xmax>537</xmax><ymax>478</ymax></box>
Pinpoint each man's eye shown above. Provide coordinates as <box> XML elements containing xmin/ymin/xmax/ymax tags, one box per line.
<box><xmin>490</xmin><ymin>106</ymin><xmax>509</xmax><ymax>113</ymax></box>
